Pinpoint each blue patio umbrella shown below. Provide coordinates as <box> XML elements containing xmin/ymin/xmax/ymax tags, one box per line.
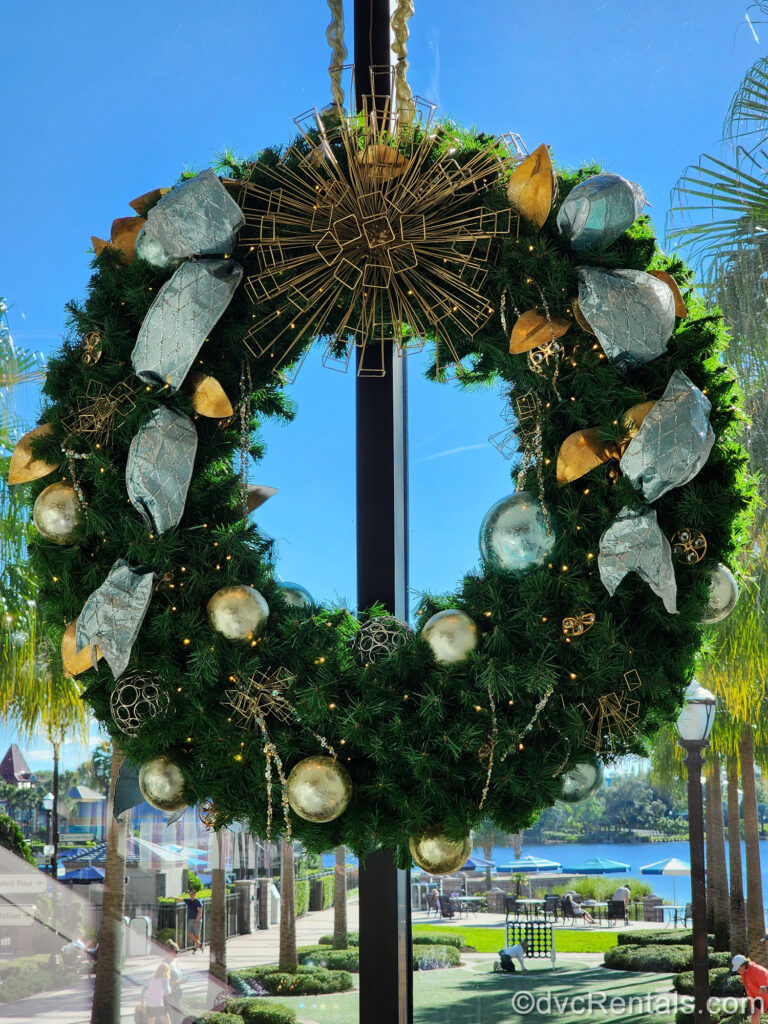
<box><xmin>61</xmin><ymin>865</ymin><xmax>105</xmax><ymax>884</ymax></box>
<box><xmin>640</xmin><ymin>857</ymin><xmax>690</xmax><ymax>905</ymax></box>
<box><xmin>460</xmin><ymin>855</ymin><xmax>495</xmax><ymax>871</ymax></box>
<box><xmin>562</xmin><ymin>856</ymin><xmax>630</xmax><ymax>900</ymax></box>
<box><xmin>500</xmin><ymin>855</ymin><xmax>562</xmax><ymax>873</ymax></box>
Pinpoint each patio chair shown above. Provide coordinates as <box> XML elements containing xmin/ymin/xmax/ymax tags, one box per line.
<box><xmin>560</xmin><ymin>897</ymin><xmax>589</xmax><ymax>925</ymax></box>
<box><xmin>503</xmin><ymin>894</ymin><xmax>521</xmax><ymax>918</ymax></box>
<box><xmin>436</xmin><ymin>894</ymin><xmax>455</xmax><ymax>919</ymax></box>
<box><xmin>606</xmin><ymin>899</ymin><xmax>629</xmax><ymax>927</ymax></box>
<box><xmin>543</xmin><ymin>895</ymin><xmax>560</xmax><ymax>921</ymax></box>
<box><xmin>425</xmin><ymin>891</ymin><xmax>439</xmax><ymax>918</ymax></box>
<box><xmin>682</xmin><ymin>903</ymin><xmax>692</xmax><ymax>927</ymax></box>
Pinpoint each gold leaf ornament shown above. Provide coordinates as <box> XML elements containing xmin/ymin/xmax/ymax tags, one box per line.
<box><xmin>61</xmin><ymin>619</ymin><xmax>102</xmax><ymax>676</ymax></box>
<box><xmin>187</xmin><ymin>372</ymin><xmax>234</xmax><ymax>418</ymax></box>
<box><xmin>649</xmin><ymin>271</ymin><xmax>688</xmax><ymax>319</ymax></box>
<box><xmin>355</xmin><ymin>144</ymin><xmax>411</xmax><ymax>183</ymax></box>
<box><xmin>509</xmin><ymin>309</ymin><xmax>571</xmax><ymax>355</ymax></box>
<box><xmin>506</xmin><ymin>143</ymin><xmax>555</xmax><ymax>229</ymax></box>
<box><xmin>556</xmin><ymin>400</ymin><xmax>655</xmax><ymax>486</ymax></box>
<box><xmin>91</xmin><ymin>216</ymin><xmax>146</xmax><ymax>264</ymax></box>
<box><xmin>9</xmin><ymin>423</ymin><xmax>60</xmax><ymax>484</ymax></box>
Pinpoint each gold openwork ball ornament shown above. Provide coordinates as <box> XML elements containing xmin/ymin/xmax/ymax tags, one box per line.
<box><xmin>421</xmin><ymin>609</ymin><xmax>477</xmax><ymax>663</ymax></box>
<box><xmin>408</xmin><ymin>829</ymin><xmax>473</xmax><ymax>875</ymax></box>
<box><xmin>206</xmin><ymin>585</ymin><xmax>269</xmax><ymax>641</ymax></box>
<box><xmin>138</xmin><ymin>756</ymin><xmax>187</xmax><ymax>813</ymax></box>
<box><xmin>33</xmin><ymin>482</ymin><xmax>83</xmax><ymax>545</ymax></box>
<box><xmin>286</xmin><ymin>756</ymin><xmax>353</xmax><ymax>823</ymax></box>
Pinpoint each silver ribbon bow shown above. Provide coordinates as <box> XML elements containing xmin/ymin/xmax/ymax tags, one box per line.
<box><xmin>75</xmin><ymin>559</ymin><xmax>156</xmax><ymax>678</ymax></box>
<box><xmin>558</xmin><ymin>173</ymin><xmax>646</xmax><ymax>251</ymax></box>
<box><xmin>126</xmin><ymin>406</ymin><xmax>198</xmax><ymax>534</ymax></box>
<box><xmin>598</xmin><ymin>507</ymin><xmax>677</xmax><ymax>614</ymax></box>
<box><xmin>131</xmin><ymin>169</ymin><xmax>245</xmax><ymax>390</ymax></box>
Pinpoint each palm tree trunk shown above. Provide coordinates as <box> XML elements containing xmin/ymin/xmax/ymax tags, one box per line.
<box><xmin>51</xmin><ymin>741</ymin><xmax>59</xmax><ymax>898</ymax></box>
<box><xmin>707</xmin><ymin>753</ymin><xmax>730</xmax><ymax>950</ymax></box>
<box><xmin>481</xmin><ymin>837</ymin><xmax>493</xmax><ymax>889</ymax></box>
<box><xmin>739</xmin><ymin>724</ymin><xmax>766</xmax><ymax>963</ymax></box>
<box><xmin>511</xmin><ymin>833</ymin><xmax>523</xmax><ymax>860</ymax></box>
<box><xmin>727</xmin><ymin>754</ymin><xmax>747</xmax><ymax>957</ymax></box>
<box><xmin>209</xmin><ymin>830</ymin><xmax>227</xmax><ymax>983</ymax></box>
<box><xmin>90</xmin><ymin>746</ymin><xmax>126</xmax><ymax>1024</ymax></box>
<box><xmin>278</xmin><ymin>839</ymin><xmax>297</xmax><ymax>972</ymax></box>
<box><xmin>332</xmin><ymin>845</ymin><xmax>348</xmax><ymax>949</ymax></box>
<box><xmin>705</xmin><ymin>768</ymin><xmax>715</xmax><ymax>935</ymax></box>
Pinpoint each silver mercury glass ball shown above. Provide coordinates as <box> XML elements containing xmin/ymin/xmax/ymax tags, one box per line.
<box><xmin>286</xmin><ymin>755</ymin><xmax>353</xmax><ymax>823</ymax></box>
<box><xmin>559</xmin><ymin>761</ymin><xmax>604</xmax><ymax>804</ymax></box>
<box><xmin>33</xmin><ymin>482</ymin><xmax>83</xmax><ymax>545</ymax></box>
<box><xmin>134</xmin><ymin>227</ymin><xmax>173</xmax><ymax>268</ymax></box>
<box><xmin>479</xmin><ymin>491</ymin><xmax>555</xmax><ymax>575</ymax></box>
<box><xmin>278</xmin><ymin>582</ymin><xmax>314</xmax><ymax>609</ymax></box>
<box><xmin>421</xmin><ymin>609</ymin><xmax>477</xmax><ymax>664</ymax></box>
<box><xmin>138</xmin><ymin>756</ymin><xmax>187</xmax><ymax>812</ymax></box>
<box><xmin>206</xmin><ymin>585</ymin><xmax>269</xmax><ymax>641</ymax></box>
<box><xmin>350</xmin><ymin>615</ymin><xmax>413</xmax><ymax>666</ymax></box>
<box><xmin>701</xmin><ymin>563</ymin><xmax>739</xmax><ymax>625</ymax></box>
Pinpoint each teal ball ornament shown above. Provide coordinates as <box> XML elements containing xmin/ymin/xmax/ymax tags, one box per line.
<box><xmin>701</xmin><ymin>563</ymin><xmax>739</xmax><ymax>624</ymax></box>
<box><xmin>479</xmin><ymin>491</ymin><xmax>555</xmax><ymax>574</ymax></box>
<box><xmin>559</xmin><ymin>761</ymin><xmax>604</xmax><ymax>803</ymax></box>
<box><xmin>278</xmin><ymin>582</ymin><xmax>314</xmax><ymax>609</ymax></box>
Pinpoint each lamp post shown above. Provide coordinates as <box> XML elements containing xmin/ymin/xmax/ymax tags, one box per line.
<box><xmin>676</xmin><ymin>680</ymin><xmax>716</xmax><ymax>1024</ymax></box>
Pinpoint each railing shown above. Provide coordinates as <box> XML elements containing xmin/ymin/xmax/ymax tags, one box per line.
<box><xmin>128</xmin><ymin>893</ymin><xmax>240</xmax><ymax>950</ymax></box>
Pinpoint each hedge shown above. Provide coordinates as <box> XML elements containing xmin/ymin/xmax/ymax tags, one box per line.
<box><xmin>317</xmin><ymin>931</ymin><xmax>465</xmax><ymax>950</ymax></box>
<box><xmin>230</xmin><ymin>965</ymin><xmax>354</xmax><ymax>996</ymax></box>
<box><xmin>413</xmin><ymin>945</ymin><xmax>461</xmax><ymax>970</ymax></box>
<box><xmin>676</xmin><ymin>1008</ymin><xmax>748</xmax><ymax>1024</ymax></box>
<box><xmin>604</xmin><ymin>945</ymin><xmax>731</xmax><ymax>973</ymax></box>
<box><xmin>617</xmin><ymin>930</ymin><xmax>714</xmax><ymax>947</ymax></box>
<box><xmin>298</xmin><ymin>947</ymin><xmax>359</xmax><ymax>971</ymax></box>
<box><xmin>673</xmin><ymin>969</ymin><xmax>745</xmax><ymax>997</ymax></box>
<box><xmin>0</xmin><ymin>962</ymin><xmax>82</xmax><ymax>1004</ymax></box>
<box><xmin>222</xmin><ymin>1000</ymin><xmax>297</xmax><ymax>1024</ymax></box>
<box><xmin>200</xmin><ymin>1015</ymin><xmax>245</xmax><ymax>1024</ymax></box>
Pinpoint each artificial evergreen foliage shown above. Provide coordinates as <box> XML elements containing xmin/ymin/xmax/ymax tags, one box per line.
<box><xmin>21</xmin><ymin>122</ymin><xmax>753</xmax><ymax>865</ymax></box>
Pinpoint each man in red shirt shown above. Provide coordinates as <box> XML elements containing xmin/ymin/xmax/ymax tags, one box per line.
<box><xmin>732</xmin><ymin>955</ymin><xmax>768</xmax><ymax>1024</ymax></box>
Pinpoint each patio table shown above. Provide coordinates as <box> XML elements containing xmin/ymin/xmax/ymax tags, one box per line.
<box><xmin>580</xmin><ymin>900</ymin><xmax>608</xmax><ymax>923</ymax></box>
<box><xmin>515</xmin><ymin>898</ymin><xmax>546</xmax><ymax>919</ymax></box>
<box><xmin>662</xmin><ymin>904</ymin><xmax>689</xmax><ymax>929</ymax></box>
<box><xmin>449</xmin><ymin>895</ymin><xmax>484</xmax><ymax>916</ymax></box>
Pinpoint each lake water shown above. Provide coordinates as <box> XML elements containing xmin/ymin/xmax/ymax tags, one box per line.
<box><xmin>324</xmin><ymin>839</ymin><xmax>768</xmax><ymax>904</ymax></box>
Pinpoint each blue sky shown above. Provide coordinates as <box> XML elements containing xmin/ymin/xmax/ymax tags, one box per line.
<box><xmin>0</xmin><ymin>0</ymin><xmax>762</xmax><ymax>769</ymax></box>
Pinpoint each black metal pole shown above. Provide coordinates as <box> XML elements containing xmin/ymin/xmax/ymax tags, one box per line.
<box><xmin>354</xmin><ymin>2</ymin><xmax>413</xmax><ymax>1023</ymax></box>
<box><xmin>682</xmin><ymin>742</ymin><xmax>711</xmax><ymax>1024</ymax></box>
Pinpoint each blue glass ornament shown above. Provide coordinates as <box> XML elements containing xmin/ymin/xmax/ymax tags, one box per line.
<box><xmin>479</xmin><ymin>492</ymin><xmax>555</xmax><ymax>574</ymax></box>
<box><xmin>278</xmin><ymin>582</ymin><xmax>314</xmax><ymax>609</ymax></box>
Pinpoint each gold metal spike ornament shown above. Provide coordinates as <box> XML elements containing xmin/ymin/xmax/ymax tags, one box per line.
<box><xmin>505</xmin><ymin>143</ymin><xmax>555</xmax><ymax>229</ymax></box>
<box><xmin>556</xmin><ymin>400</ymin><xmax>655</xmax><ymax>486</ymax></box>
<box><xmin>9</xmin><ymin>423</ymin><xmax>60</xmax><ymax>484</ymax></box>
<box><xmin>187</xmin><ymin>372</ymin><xmax>234</xmax><ymax>418</ymax></box>
<box><xmin>239</xmin><ymin>98</ymin><xmax>517</xmax><ymax>376</ymax></box>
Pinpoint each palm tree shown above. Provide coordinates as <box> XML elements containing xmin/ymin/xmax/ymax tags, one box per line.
<box><xmin>278</xmin><ymin>839</ymin><xmax>297</xmax><ymax>972</ymax></box>
<box><xmin>475</xmin><ymin>821</ymin><xmax>509</xmax><ymax>888</ymax></box>
<box><xmin>727</xmin><ymin>753</ymin><xmax>748</xmax><ymax>956</ymax></box>
<box><xmin>209</xmin><ymin>830</ymin><xmax>227</xmax><ymax>983</ymax></box>
<box><xmin>739</xmin><ymin>724</ymin><xmax>766</xmax><ymax>961</ymax></box>
<box><xmin>706</xmin><ymin>754</ymin><xmax>730</xmax><ymax>951</ymax></box>
<box><xmin>90</xmin><ymin>744</ymin><xmax>127</xmax><ymax>1024</ymax></box>
<box><xmin>332</xmin><ymin>845</ymin><xmax>348</xmax><ymax>949</ymax></box>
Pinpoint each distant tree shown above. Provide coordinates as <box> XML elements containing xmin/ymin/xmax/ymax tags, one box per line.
<box><xmin>601</xmin><ymin>776</ymin><xmax>667</xmax><ymax>834</ymax></box>
<box><xmin>0</xmin><ymin>813</ymin><xmax>35</xmax><ymax>864</ymax></box>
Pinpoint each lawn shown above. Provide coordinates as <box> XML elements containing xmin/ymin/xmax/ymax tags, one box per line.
<box><xmin>255</xmin><ymin>960</ymin><xmax>678</xmax><ymax>1024</ymax></box>
<box><xmin>412</xmin><ymin>924</ymin><xmax>619</xmax><ymax>954</ymax></box>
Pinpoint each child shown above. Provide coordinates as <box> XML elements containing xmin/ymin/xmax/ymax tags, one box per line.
<box><xmin>142</xmin><ymin>962</ymin><xmax>172</xmax><ymax>1024</ymax></box>
<box><xmin>499</xmin><ymin>939</ymin><xmax>529</xmax><ymax>972</ymax></box>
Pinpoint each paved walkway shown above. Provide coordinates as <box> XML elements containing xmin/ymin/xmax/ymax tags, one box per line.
<box><xmin>0</xmin><ymin>902</ymin><xmax>678</xmax><ymax>1023</ymax></box>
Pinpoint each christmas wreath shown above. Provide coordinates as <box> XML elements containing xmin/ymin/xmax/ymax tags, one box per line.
<box><xmin>12</xmin><ymin>105</ymin><xmax>753</xmax><ymax>870</ymax></box>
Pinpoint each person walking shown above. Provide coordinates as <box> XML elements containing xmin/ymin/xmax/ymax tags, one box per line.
<box><xmin>141</xmin><ymin>962</ymin><xmax>172</xmax><ymax>1024</ymax></box>
<box><xmin>732</xmin><ymin>955</ymin><xmax>768</xmax><ymax>1024</ymax></box>
<box><xmin>163</xmin><ymin>941</ymin><xmax>183</xmax><ymax>1023</ymax></box>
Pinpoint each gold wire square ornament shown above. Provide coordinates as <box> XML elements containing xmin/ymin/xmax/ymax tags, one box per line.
<box><xmin>222</xmin><ymin>667</ymin><xmax>296</xmax><ymax>729</ymax></box>
<box><xmin>237</xmin><ymin>91</ymin><xmax>522</xmax><ymax>376</ymax></box>
<box><xmin>61</xmin><ymin>380</ymin><xmax>136</xmax><ymax>442</ymax></box>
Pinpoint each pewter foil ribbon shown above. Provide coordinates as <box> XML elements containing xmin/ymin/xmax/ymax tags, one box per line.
<box><xmin>75</xmin><ymin>559</ymin><xmax>155</xmax><ymax>678</ymax></box>
<box><xmin>557</xmin><ymin>173</ymin><xmax>646</xmax><ymax>251</ymax></box>
<box><xmin>131</xmin><ymin>168</ymin><xmax>245</xmax><ymax>390</ymax></box>
<box><xmin>126</xmin><ymin>406</ymin><xmax>198</xmax><ymax>534</ymax></box>
<box><xmin>578</xmin><ymin>268</ymin><xmax>675</xmax><ymax>374</ymax></box>
<box><xmin>598</xmin><ymin>507</ymin><xmax>677</xmax><ymax>614</ymax></box>
<box><xmin>131</xmin><ymin>259</ymin><xmax>243</xmax><ymax>389</ymax></box>
<box><xmin>141</xmin><ymin>168</ymin><xmax>244</xmax><ymax>259</ymax></box>
<box><xmin>620</xmin><ymin>370</ymin><xmax>715</xmax><ymax>503</ymax></box>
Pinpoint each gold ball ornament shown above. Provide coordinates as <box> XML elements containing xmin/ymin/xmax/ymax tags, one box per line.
<box><xmin>33</xmin><ymin>482</ymin><xmax>83</xmax><ymax>545</ymax></box>
<box><xmin>138</xmin><ymin>756</ymin><xmax>187</xmax><ymax>812</ymax></box>
<box><xmin>286</xmin><ymin>755</ymin><xmax>352</xmax><ymax>823</ymax></box>
<box><xmin>206</xmin><ymin>585</ymin><xmax>269</xmax><ymax>641</ymax></box>
<box><xmin>421</xmin><ymin>609</ymin><xmax>477</xmax><ymax>663</ymax></box>
<box><xmin>409</xmin><ymin>829</ymin><xmax>473</xmax><ymax>875</ymax></box>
